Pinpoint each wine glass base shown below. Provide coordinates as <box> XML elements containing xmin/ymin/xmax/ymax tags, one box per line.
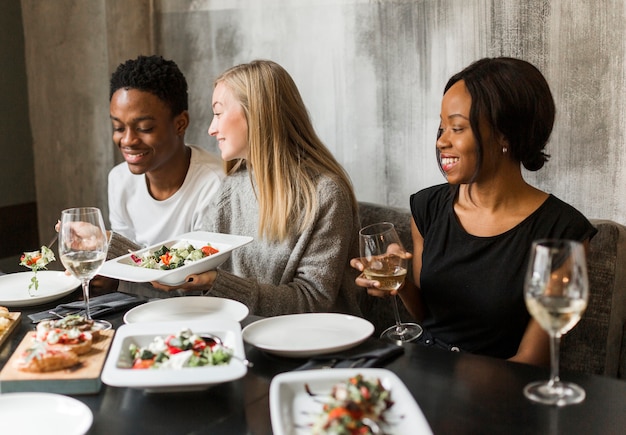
<box><xmin>91</xmin><ymin>319</ymin><xmax>113</xmax><ymax>332</ymax></box>
<box><xmin>380</xmin><ymin>322</ymin><xmax>423</xmax><ymax>344</ymax></box>
<box><xmin>524</xmin><ymin>380</ymin><xmax>586</xmax><ymax>406</ymax></box>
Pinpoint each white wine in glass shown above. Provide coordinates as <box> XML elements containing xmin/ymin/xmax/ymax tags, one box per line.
<box><xmin>523</xmin><ymin>239</ymin><xmax>588</xmax><ymax>406</ymax></box>
<box><xmin>359</xmin><ymin>222</ymin><xmax>422</xmax><ymax>343</ymax></box>
<box><xmin>58</xmin><ymin>207</ymin><xmax>111</xmax><ymax>330</ymax></box>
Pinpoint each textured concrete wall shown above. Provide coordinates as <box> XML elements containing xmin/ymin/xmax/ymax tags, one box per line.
<box><xmin>20</xmin><ymin>0</ymin><xmax>152</xmax><ymax>243</ymax></box>
<box><xmin>0</xmin><ymin>0</ymin><xmax>34</xmax><ymax>206</ymax></box>
<box><xmin>157</xmin><ymin>0</ymin><xmax>626</xmax><ymax>222</ymax></box>
<box><xmin>19</xmin><ymin>0</ymin><xmax>626</xmax><ymax>243</ymax></box>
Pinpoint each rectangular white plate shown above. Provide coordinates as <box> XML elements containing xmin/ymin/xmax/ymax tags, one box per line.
<box><xmin>99</xmin><ymin>231</ymin><xmax>253</xmax><ymax>286</ymax></box>
<box><xmin>270</xmin><ymin>368</ymin><xmax>433</xmax><ymax>435</ymax></box>
<box><xmin>101</xmin><ymin>319</ymin><xmax>247</xmax><ymax>392</ymax></box>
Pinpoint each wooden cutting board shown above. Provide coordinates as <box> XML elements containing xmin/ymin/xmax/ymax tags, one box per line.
<box><xmin>0</xmin><ymin>312</ymin><xmax>21</xmax><ymax>348</ymax></box>
<box><xmin>0</xmin><ymin>329</ymin><xmax>114</xmax><ymax>394</ymax></box>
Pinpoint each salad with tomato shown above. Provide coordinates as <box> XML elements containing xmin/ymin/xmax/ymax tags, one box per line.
<box><xmin>19</xmin><ymin>245</ymin><xmax>56</xmax><ymax>293</ymax></box>
<box><xmin>311</xmin><ymin>374</ymin><xmax>394</xmax><ymax>435</ymax></box>
<box><xmin>128</xmin><ymin>328</ymin><xmax>232</xmax><ymax>369</ymax></box>
<box><xmin>129</xmin><ymin>240</ymin><xmax>219</xmax><ymax>270</ymax></box>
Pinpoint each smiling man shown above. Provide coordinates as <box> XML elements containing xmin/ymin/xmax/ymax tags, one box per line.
<box><xmin>108</xmin><ymin>55</ymin><xmax>223</xmax><ymax>248</ymax></box>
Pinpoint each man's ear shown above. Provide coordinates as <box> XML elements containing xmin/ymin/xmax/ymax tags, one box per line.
<box><xmin>175</xmin><ymin>111</ymin><xmax>190</xmax><ymax>136</ymax></box>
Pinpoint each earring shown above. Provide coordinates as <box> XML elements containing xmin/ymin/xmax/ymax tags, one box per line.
<box><xmin>502</xmin><ymin>147</ymin><xmax>508</xmax><ymax>154</ymax></box>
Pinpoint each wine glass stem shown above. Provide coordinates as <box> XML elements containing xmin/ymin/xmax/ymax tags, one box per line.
<box><xmin>548</xmin><ymin>332</ymin><xmax>562</xmax><ymax>387</ymax></box>
<box><xmin>391</xmin><ymin>294</ymin><xmax>405</xmax><ymax>334</ymax></box>
<box><xmin>82</xmin><ymin>279</ymin><xmax>92</xmax><ymax>321</ymax></box>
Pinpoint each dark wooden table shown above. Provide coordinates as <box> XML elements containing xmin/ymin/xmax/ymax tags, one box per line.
<box><xmin>1</xmin><ymin>289</ymin><xmax>626</xmax><ymax>435</ymax></box>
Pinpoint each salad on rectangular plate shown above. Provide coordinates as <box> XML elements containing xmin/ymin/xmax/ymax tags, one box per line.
<box><xmin>98</xmin><ymin>231</ymin><xmax>253</xmax><ymax>286</ymax></box>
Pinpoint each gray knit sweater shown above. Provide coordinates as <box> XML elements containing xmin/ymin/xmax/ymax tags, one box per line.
<box><xmin>201</xmin><ymin>168</ymin><xmax>363</xmax><ymax>317</ymax></box>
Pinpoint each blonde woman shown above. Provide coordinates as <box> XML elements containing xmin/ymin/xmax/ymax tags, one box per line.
<box><xmin>153</xmin><ymin>60</ymin><xmax>362</xmax><ymax>317</ymax></box>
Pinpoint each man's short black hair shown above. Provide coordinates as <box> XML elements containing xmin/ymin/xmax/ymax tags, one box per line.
<box><xmin>110</xmin><ymin>55</ymin><xmax>188</xmax><ymax>115</ymax></box>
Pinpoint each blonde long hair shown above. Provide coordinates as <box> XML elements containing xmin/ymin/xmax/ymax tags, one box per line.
<box><xmin>215</xmin><ymin>60</ymin><xmax>357</xmax><ymax>242</ymax></box>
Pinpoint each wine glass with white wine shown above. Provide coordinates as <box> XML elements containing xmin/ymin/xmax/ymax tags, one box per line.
<box><xmin>524</xmin><ymin>239</ymin><xmax>588</xmax><ymax>406</ymax></box>
<box><xmin>58</xmin><ymin>207</ymin><xmax>111</xmax><ymax>330</ymax></box>
<box><xmin>359</xmin><ymin>222</ymin><xmax>423</xmax><ymax>343</ymax></box>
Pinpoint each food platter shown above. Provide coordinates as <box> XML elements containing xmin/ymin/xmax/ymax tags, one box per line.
<box><xmin>269</xmin><ymin>368</ymin><xmax>432</xmax><ymax>435</ymax></box>
<box><xmin>123</xmin><ymin>296</ymin><xmax>249</xmax><ymax>324</ymax></box>
<box><xmin>99</xmin><ymin>231</ymin><xmax>253</xmax><ymax>286</ymax></box>
<box><xmin>242</xmin><ymin>313</ymin><xmax>374</xmax><ymax>358</ymax></box>
<box><xmin>101</xmin><ymin>319</ymin><xmax>247</xmax><ymax>392</ymax></box>
<box><xmin>0</xmin><ymin>271</ymin><xmax>80</xmax><ymax>307</ymax></box>
<box><xmin>0</xmin><ymin>392</ymin><xmax>93</xmax><ymax>435</ymax></box>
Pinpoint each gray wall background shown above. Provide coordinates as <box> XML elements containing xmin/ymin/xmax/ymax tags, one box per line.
<box><xmin>1</xmin><ymin>0</ymin><xmax>34</xmax><ymax>207</ymax></box>
<box><xmin>17</xmin><ymin>0</ymin><xmax>626</xmax><ymax>244</ymax></box>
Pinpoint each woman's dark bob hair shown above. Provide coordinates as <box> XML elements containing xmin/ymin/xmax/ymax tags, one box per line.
<box><xmin>444</xmin><ymin>57</ymin><xmax>554</xmax><ymax>174</ymax></box>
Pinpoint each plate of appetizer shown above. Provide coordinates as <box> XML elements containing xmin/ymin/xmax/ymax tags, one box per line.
<box><xmin>0</xmin><ymin>392</ymin><xmax>93</xmax><ymax>435</ymax></box>
<box><xmin>99</xmin><ymin>231</ymin><xmax>253</xmax><ymax>286</ymax></box>
<box><xmin>123</xmin><ymin>296</ymin><xmax>249</xmax><ymax>324</ymax></box>
<box><xmin>101</xmin><ymin>319</ymin><xmax>248</xmax><ymax>392</ymax></box>
<box><xmin>269</xmin><ymin>368</ymin><xmax>432</xmax><ymax>435</ymax></box>
<box><xmin>0</xmin><ymin>271</ymin><xmax>80</xmax><ymax>307</ymax></box>
<box><xmin>242</xmin><ymin>313</ymin><xmax>374</xmax><ymax>358</ymax></box>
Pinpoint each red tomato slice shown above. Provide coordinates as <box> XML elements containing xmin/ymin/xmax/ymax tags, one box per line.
<box><xmin>201</xmin><ymin>246</ymin><xmax>219</xmax><ymax>256</ymax></box>
<box><xmin>167</xmin><ymin>346</ymin><xmax>183</xmax><ymax>354</ymax></box>
<box><xmin>133</xmin><ymin>358</ymin><xmax>155</xmax><ymax>369</ymax></box>
<box><xmin>160</xmin><ymin>252</ymin><xmax>172</xmax><ymax>265</ymax></box>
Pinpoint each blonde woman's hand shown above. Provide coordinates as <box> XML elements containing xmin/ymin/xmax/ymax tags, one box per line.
<box><xmin>150</xmin><ymin>270</ymin><xmax>218</xmax><ymax>293</ymax></box>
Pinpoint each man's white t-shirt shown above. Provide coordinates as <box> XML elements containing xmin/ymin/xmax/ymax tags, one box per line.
<box><xmin>108</xmin><ymin>145</ymin><xmax>224</xmax><ymax>248</ymax></box>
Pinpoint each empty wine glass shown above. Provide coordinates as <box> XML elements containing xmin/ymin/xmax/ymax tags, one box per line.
<box><xmin>58</xmin><ymin>207</ymin><xmax>111</xmax><ymax>330</ymax></box>
<box><xmin>359</xmin><ymin>222</ymin><xmax>423</xmax><ymax>343</ymax></box>
<box><xmin>523</xmin><ymin>239</ymin><xmax>588</xmax><ymax>406</ymax></box>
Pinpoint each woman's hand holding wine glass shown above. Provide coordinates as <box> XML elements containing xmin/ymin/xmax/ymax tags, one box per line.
<box><xmin>523</xmin><ymin>239</ymin><xmax>588</xmax><ymax>406</ymax></box>
<box><xmin>58</xmin><ymin>207</ymin><xmax>111</xmax><ymax>330</ymax></box>
<box><xmin>359</xmin><ymin>222</ymin><xmax>423</xmax><ymax>344</ymax></box>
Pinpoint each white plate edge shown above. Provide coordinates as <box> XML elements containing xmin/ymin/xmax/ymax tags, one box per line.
<box><xmin>242</xmin><ymin>313</ymin><xmax>374</xmax><ymax>354</ymax></box>
<box><xmin>0</xmin><ymin>392</ymin><xmax>93</xmax><ymax>434</ymax></box>
<box><xmin>123</xmin><ymin>296</ymin><xmax>249</xmax><ymax>324</ymax></box>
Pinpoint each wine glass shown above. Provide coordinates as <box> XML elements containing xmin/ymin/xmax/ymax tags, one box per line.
<box><xmin>359</xmin><ymin>222</ymin><xmax>423</xmax><ymax>343</ymax></box>
<box><xmin>58</xmin><ymin>207</ymin><xmax>111</xmax><ymax>330</ymax></box>
<box><xmin>523</xmin><ymin>239</ymin><xmax>589</xmax><ymax>406</ymax></box>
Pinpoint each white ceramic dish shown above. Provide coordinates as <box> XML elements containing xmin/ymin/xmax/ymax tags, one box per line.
<box><xmin>101</xmin><ymin>319</ymin><xmax>247</xmax><ymax>392</ymax></box>
<box><xmin>0</xmin><ymin>392</ymin><xmax>93</xmax><ymax>435</ymax></box>
<box><xmin>242</xmin><ymin>313</ymin><xmax>374</xmax><ymax>358</ymax></box>
<box><xmin>124</xmin><ymin>296</ymin><xmax>249</xmax><ymax>324</ymax></box>
<box><xmin>270</xmin><ymin>368</ymin><xmax>432</xmax><ymax>435</ymax></box>
<box><xmin>98</xmin><ymin>231</ymin><xmax>253</xmax><ymax>286</ymax></box>
<box><xmin>0</xmin><ymin>271</ymin><xmax>80</xmax><ymax>307</ymax></box>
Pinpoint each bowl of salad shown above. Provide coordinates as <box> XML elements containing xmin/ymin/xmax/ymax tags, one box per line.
<box><xmin>99</xmin><ymin>231</ymin><xmax>253</xmax><ymax>286</ymax></box>
<box><xmin>101</xmin><ymin>318</ymin><xmax>248</xmax><ymax>392</ymax></box>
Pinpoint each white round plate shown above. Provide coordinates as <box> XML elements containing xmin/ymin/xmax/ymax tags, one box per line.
<box><xmin>242</xmin><ymin>313</ymin><xmax>374</xmax><ymax>357</ymax></box>
<box><xmin>123</xmin><ymin>296</ymin><xmax>249</xmax><ymax>324</ymax></box>
<box><xmin>0</xmin><ymin>271</ymin><xmax>80</xmax><ymax>307</ymax></box>
<box><xmin>0</xmin><ymin>392</ymin><xmax>93</xmax><ymax>435</ymax></box>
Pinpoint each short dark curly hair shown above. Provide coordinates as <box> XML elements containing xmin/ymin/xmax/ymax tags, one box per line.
<box><xmin>109</xmin><ymin>55</ymin><xmax>188</xmax><ymax>115</ymax></box>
